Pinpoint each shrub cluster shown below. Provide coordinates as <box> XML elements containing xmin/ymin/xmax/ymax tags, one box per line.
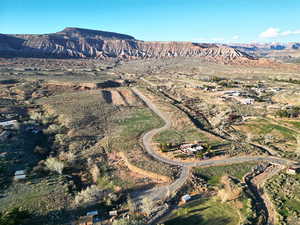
<box><xmin>275</xmin><ymin>106</ymin><xmax>300</xmax><ymax>118</ymax></box>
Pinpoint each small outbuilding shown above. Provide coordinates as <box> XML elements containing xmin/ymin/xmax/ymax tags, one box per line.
<box><xmin>181</xmin><ymin>194</ymin><xmax>191</xmax><ymax>203</ymax></box>
<box><xmin>109</xmin><ymin>210</ymin><xmax>118</xmax><ymax>217</ymax></box>
<box><xmin>86</xmin><ymin>211</ymin><xmax>98</xmax><ymax>216</ymax></box>
<box><xmin>14</xmin><ymin>170</ymin><xmax>26</xmax><ymax>181</ymax></box>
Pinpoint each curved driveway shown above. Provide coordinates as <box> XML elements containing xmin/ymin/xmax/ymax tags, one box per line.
<box><xmin>131</xmin><ymin>87</ymin><xmax>295</xmax><ymax>202</ymax></box>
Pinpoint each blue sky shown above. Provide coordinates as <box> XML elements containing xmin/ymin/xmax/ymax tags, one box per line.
<box><xmin>1</xmin><ymin>0</ymin><xmax>300</xmax><ymax>43</ymax></box>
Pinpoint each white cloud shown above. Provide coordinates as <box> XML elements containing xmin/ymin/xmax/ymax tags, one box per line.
<box><xmin>232</xmin><ymin>35</ymin><xmax>240</xmax><ymax>40</ymax></box>
<box><xmin>259</xmin><ymin>27</ymin><xmax>280</xmax><ymax>38</ymax></box>
<box><xmin>260</xmin><ymin>27</ymin><xmax>300</xmax><ymax>38</ymax></box>
<box><xmin>281</xmin><ymin>30</ymin><xmax>300</xmax><ymax>36</ymax></box>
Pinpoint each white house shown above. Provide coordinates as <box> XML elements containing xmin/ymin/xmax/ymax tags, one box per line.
<box><xmin>287</xmin><ymin>168</ymin><xmax>297</xmax><ymax>175</ymax></box>
<box><xmin>180</xmin><ymin>144</ymin><xmax>204</xmax><ymax>154</ymax></box>
<box><xmin>181</xmin><ymin>194</ymin><xmax>191</xmax><ymax>203</ymax></box>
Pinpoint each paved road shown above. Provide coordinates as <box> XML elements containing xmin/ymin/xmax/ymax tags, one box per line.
<box><xmin>131</xmin><ymin>87</ymin><xmax>296</xmax><ymax>208</ymax></box>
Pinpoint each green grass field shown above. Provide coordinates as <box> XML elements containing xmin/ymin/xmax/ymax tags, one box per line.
<box><xmin>112</xmin><ymin>107</ymin><xmax>176</xmax><ymax>177</ymax></box>
<box><xmin>243</xmin><ymin>118</ymin><xmax>297</xmax><ymax>141</ymax></box>
<box><xmin>265</xmin><ymin>173</ymin><xmax>300</xmax><ymax>223</ymax></box>
<box><xmin>163</xmin><ymin>198</ymin><xmax>240</xmax><ymax>225</ymax></box>
<box><xmin>116</xmin><ymin>108</ymin><xmax>164</xmax><ymax>139</ymax></box>
<box><xmin>194</xmin><ymin>163</ymin><xmax>258</xmax><ymax>185</ymax></box>
<box><xmin>153</xmin><ymin>128</ymin><xmax>226</xmax><ymax>149</ymax></box>
<box><xmin>285</xmin><ymin>120</ymin><xmax>300</xmax><ymax>130</ymax></box>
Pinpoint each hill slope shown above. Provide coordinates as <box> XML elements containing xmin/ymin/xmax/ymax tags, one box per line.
<box><xmin>0</xmin><ymin>27</ymin><xmax>255</xmax><ymax>63</ymax></box>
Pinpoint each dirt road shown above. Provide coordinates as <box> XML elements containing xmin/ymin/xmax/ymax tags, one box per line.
<box><xmin>131</xmin><ymin>87</ymin><xmax>296</xmax><ymax>223</ymax></box>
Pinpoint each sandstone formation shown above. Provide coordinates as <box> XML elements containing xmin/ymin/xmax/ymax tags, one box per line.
<box><xmin>0</xmin><ymin>27</ymin><xmax>256</xmax><ymax>63</ymax></box>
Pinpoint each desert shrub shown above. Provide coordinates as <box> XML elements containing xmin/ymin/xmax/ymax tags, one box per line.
<box><xmin>54</xmin><ymin>134</ymin><xmax>68</xmax><ymax>145</ymax></box>
<box><xmin>141</xmin><ymin>197</ymin><xmax>155</xmax><ymax>217</ymax></box>
<box><xmin>209</xmin><ymin>76</ymin><xmax>224</xmax><ymax>82</ymax></box>
<box><xmin>112</xmin><ymin>216</ymin><xmax>145</xmax><ymax>225</ymax></box>
<box><xmin>275</xmin><ymin>106</ymin><xmax>300</xmax><ymax>118</ymax></box>
<box><xmin>59</xmin><ymin>151</ymin><xmax>75</xmax><ymax>163</ymax></box>
<box><xmin>90</xmin><ymin>164</ymin><xmax>100</xmax><ymax>184</ymax></box>
<box><xmin>274</xmin><ymin>78</ymin><xmax>300</xmax><ymax>85</ymax></box>
<box><xmin>74</xmin><ymin>185</ymin><xmax>104</xmax><ymax>206</ymax></box>
<box><xmin>29</xmin><ymin>112</ymin><xmax>43</xmax><ymax>121</ymax></box>
<box><xmin>45</xmin><ymin>124</ymin><xmax>64</xmax><ymax>134</ymax></box>
<box><xmin>45</xmin><ymin>157</ymin><xmax>64</xmax><ymax>174</ymax></box>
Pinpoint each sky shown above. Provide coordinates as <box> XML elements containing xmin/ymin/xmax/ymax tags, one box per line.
<box><xmin>1</xmin><ymin>0</ymin><xmax>300</xmax><ymax>43</ymax></box>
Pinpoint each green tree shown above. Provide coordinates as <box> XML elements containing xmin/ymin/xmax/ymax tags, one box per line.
<box><xmin>127</xmin><ymin>194</ymin><xmax>137</xmax><ymax>214</ymax></box>
<box><xmin>0</xmin><ymin>208</ymin><xmax>30</xmax><ymax>225</ymax></box>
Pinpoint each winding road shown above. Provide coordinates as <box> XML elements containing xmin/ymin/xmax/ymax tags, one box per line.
<box><xmin>131</xmin><ymin>87</ymin><xmax>296</xmax><ymax>222</ymax></box>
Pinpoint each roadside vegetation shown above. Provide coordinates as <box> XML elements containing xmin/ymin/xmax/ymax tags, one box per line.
<box><xmin>188</xmin><ymin>163</ymin><xmax>262</xmax><ymax>224</ymax></box>
<box><xmin>265</xmin><ymin>172</ymin><xmax>300</xmax><ymax>224</ymax></box>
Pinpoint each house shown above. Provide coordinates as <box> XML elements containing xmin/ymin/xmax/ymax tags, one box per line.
<box><xmin>14</xmin><ymin>170</ymin><xmax>26</xmax><ymax>181</ymax></box>
<box><xmin>181</xmin><ymin>194</ymin><xmax>191</xmax><ymax>203</ymax></box>
<box><xmin>287</xmin><ymin>167</ymin><xmax>300</xmax><ymax>175</ymax></box>
<box><xmin>180</xmin><ymin>144</ymin><xmax>203</xmax><ymax>154</ymax></box>
<box><xmin>180</xmin><ymin>144</ymin><xmax>194</xmax><ymax>150</ymax></box>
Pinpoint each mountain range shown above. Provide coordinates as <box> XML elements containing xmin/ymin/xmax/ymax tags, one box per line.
<box><xmin>0</xmin><ymin>27</ymin><xmax>255</xmax><ymax>63</ymax></box>
<box><xmin>0</xmin><ymin>27</ymin><xmax>299</xmax><ymax>63</ymax></box>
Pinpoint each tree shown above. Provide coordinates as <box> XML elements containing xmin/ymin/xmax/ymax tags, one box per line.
<box><xmin>127</xmin><ymin>194</ymin><xmax>137</xmax><ymax>214</ymax></box>
<box><xmin>141</xmin><ymin>197</ymin><xmax>155</xmax><ymax>217</ymax></box>
<box><xmin>45</xmin><ymin>157</ymin><xmax>64</xmax><ymax>174</ymax></box>
<box><xmin>196</xmin><ymin>152</ymin><xmax>204</xmax><ymax>159</ymax></box>
<box><xmin>0</xmin><ymin>208</ymin><xmax>30</xmax><ymax>225</ymax></box>
<box><xmin>74</xmin><ymin>185</ymin><xmax>104</xmax><ymax>206</ymax></box>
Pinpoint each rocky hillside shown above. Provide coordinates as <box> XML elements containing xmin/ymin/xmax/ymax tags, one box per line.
<box><xmin>229</xmin><ymin>42</ymin><xmax>300</xmax><ymax>61</ymax></box>
<box><xmin>0</xmin><ymin>27</ymin><xmax>255</xmax><ymax>62</ymax></box>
